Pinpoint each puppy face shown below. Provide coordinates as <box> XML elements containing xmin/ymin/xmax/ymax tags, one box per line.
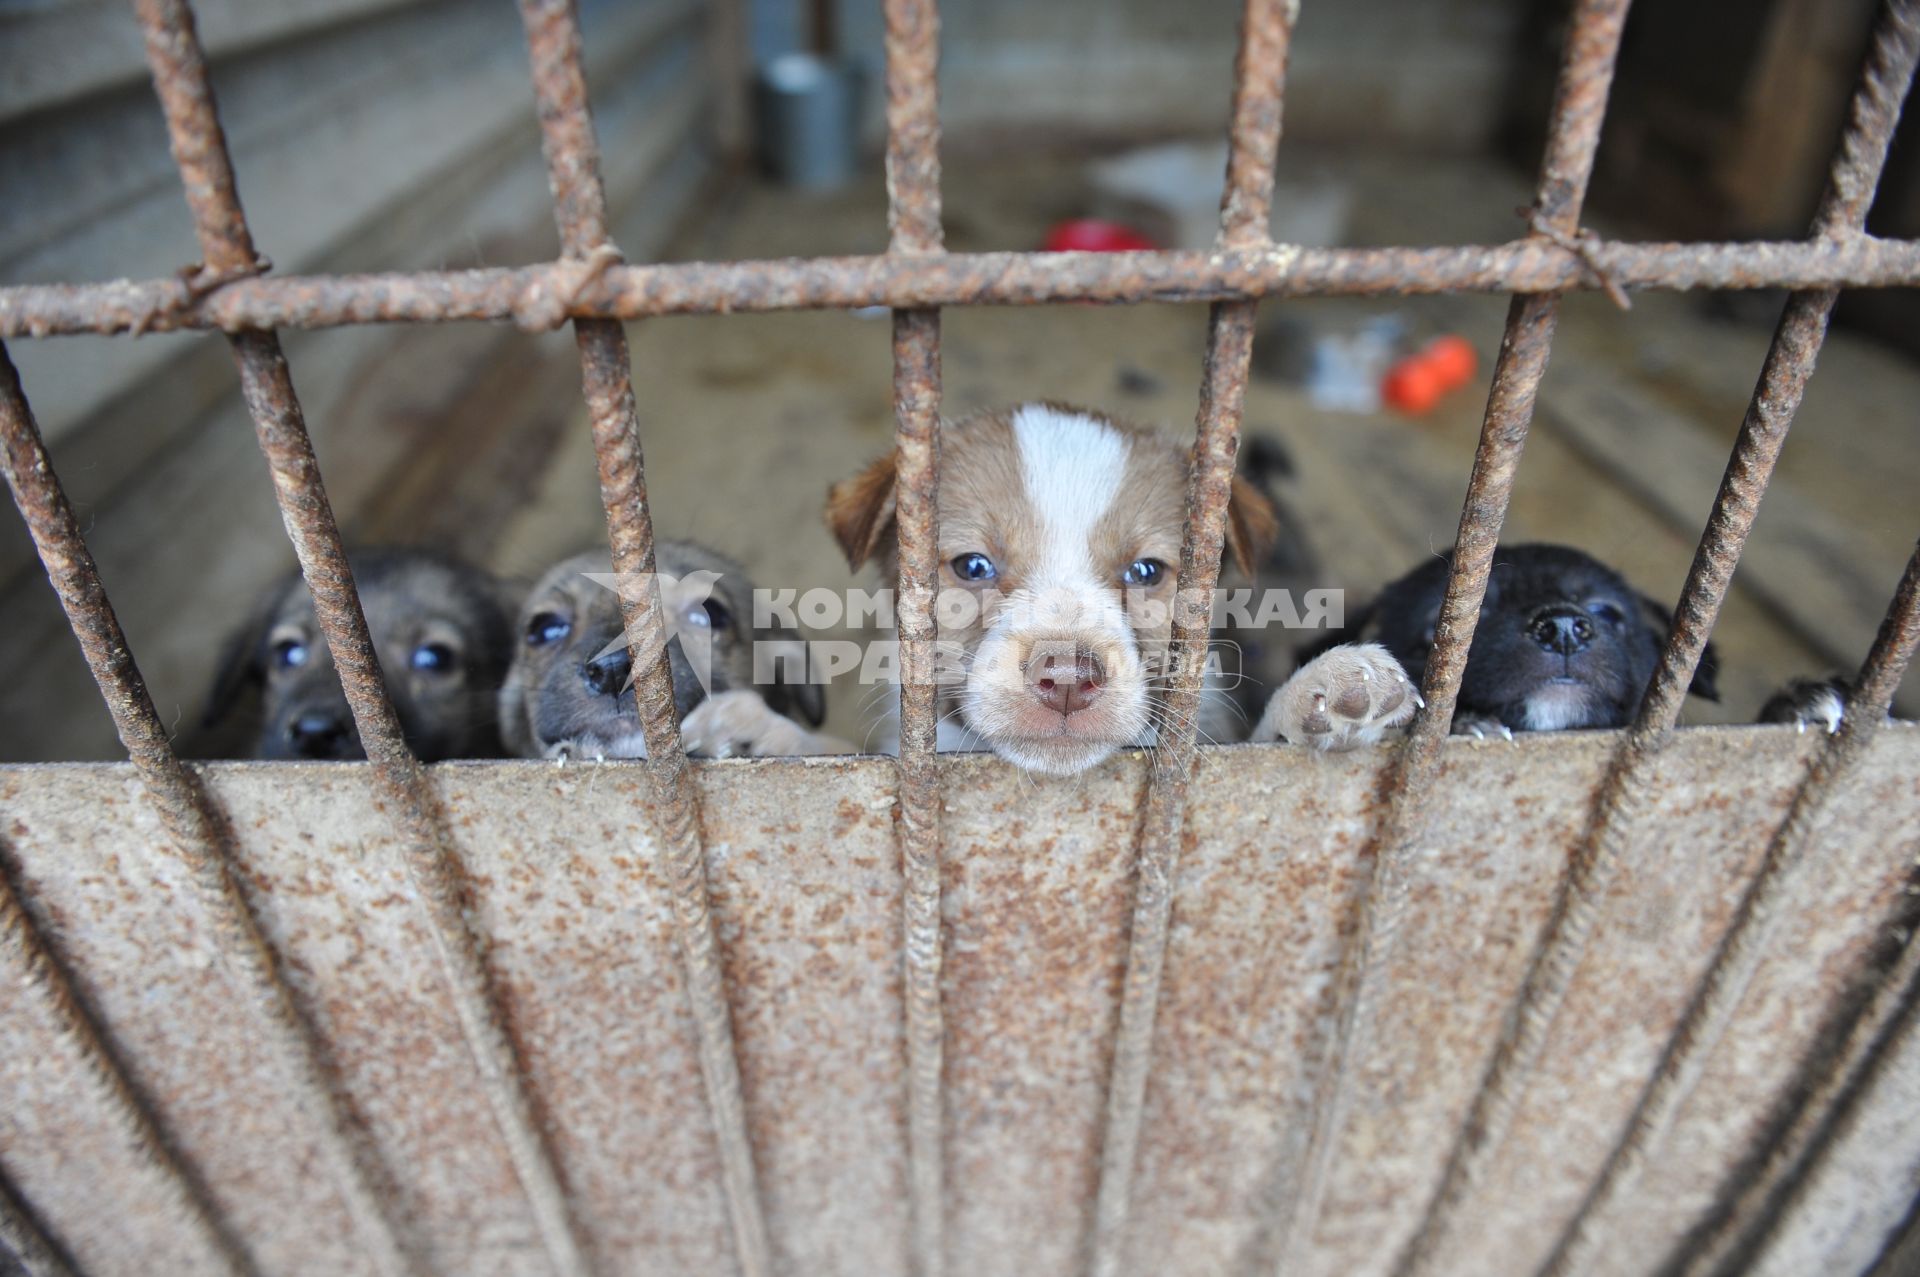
<box><xmin>828</xmin><ymin>402</ymin><xmax>1277</xmax><ymax>776</ymax></box>
<box><xmin>205</xmin><ymin>551</ymin><xmax>513</xmax><ymax>761</ymax></box>
<box><xmin>1356</xmin><ymin>543</ymin><xmax>1718</xmax><ymax>731</ymax></box>
<box><xmin>498</xmin><ymin>541</ymin><xmax>821</xmax><ymax>759</ymax></box>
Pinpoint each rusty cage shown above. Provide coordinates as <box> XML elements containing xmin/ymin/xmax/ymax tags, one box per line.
<box><xmin>2</xmin><ymin>0</ymin><xmax>1920</xmax><ymax>1274</ymax></box>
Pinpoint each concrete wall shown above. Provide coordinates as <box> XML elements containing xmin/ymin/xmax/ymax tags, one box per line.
<box><xmin>822</xmin><ymin>0</ymin><xmax>1529</xmax><ymax>149</ymax></box>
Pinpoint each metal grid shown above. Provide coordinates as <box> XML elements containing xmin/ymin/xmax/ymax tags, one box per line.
<box><xmin>0</xmin><ymin>1</ymin><xmax>1917</xmax><ymax>1276</ymax></box>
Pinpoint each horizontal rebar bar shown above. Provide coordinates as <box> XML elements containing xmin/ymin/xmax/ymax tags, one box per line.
<box><xmin>5</xmin><ymin>236</ymin><xmax>1917</xmax><ymax>338</ymax></box>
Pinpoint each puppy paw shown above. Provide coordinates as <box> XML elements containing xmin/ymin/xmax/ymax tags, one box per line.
<box><xmin>1252</xmin><ymin>642</ymin><xmax>1422</xmax><ymax>750</ymax></box>
<box><xmin>1452</xmin><ymin>713</ymin><xmax>1515</xmax><ymax>742</ymax></box>
<box><xmin>1758</xmin><ymin>677</ymin><xmax>1849</xmax><ymax>735</ymax></box>
<box><xmin>681</xmin><ymin>690</ymin><xmax>850</xmax><ymax>759</ymax></box>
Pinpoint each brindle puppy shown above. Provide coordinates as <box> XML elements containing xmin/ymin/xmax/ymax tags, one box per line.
<box><xmin>205</xmin><ymin>550</ymin><xmax>514</xmax><ymax>760</ymax></box>
<box><xmin>499</xmin><ymin>542</ymin><xmax>840</xmax><ymax>760</ymax></box>
<box><xmin>1320</xmin><ymin>543</ymin><xmax>1719</xmax><ymax>736</ymax></box>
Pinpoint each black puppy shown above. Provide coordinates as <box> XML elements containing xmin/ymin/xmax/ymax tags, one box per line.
<box><xmin>1331</xmin><ymin>543</ymin><xmax>1719</xmax><ymax>735</ymax></box>
<box><xmin>205</xmin><ymin>550</ymin><xmax>515</xmax><ymax>761</ymax></box>
<box><xmin>1759</xmin><ymin>676</ymin><xmax>1852</xmax><ymax>733</ymax></box>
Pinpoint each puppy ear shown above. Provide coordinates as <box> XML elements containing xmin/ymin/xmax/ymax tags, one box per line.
<box><xmin>1638</xmin><ymin>593</ymin><xmax>1721</xmax><ymax>702</ymax></box>
<box><xmin>203</xmin><ymin>591</ymin><xmax>278</xmax><ymax>727</ymax></box>
<box><xmin>1224</xmin><ymin>472</ymin><xmax>1281</xmax><ymax>578</ymax></box>
<box><xmin>825</xmin><ymin>451</ymin><xmax>899</xmax><ymax>570</ymax></box>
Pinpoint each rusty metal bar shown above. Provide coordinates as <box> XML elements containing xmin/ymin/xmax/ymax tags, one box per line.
<box><xmin>1545</xmin><ymin>537</ymin><xmax>1920</xmax><ymax>1277</ymax></box>
<box><xmin>515</xmin><ymin>2</ymin><xmax>771</xmax><ymax>1274</ymax></box>
<box><xmin>882</xmin><ymin>0</ymin><xmax>946</xmax><ymax>1270</ymax></box>
<box><xmin>7</xmin><ymin>236</ymin><xmax>1920</xmax><ymax>337</ymax></box>
<box><xmin>1088</xmin><ymin>5</ymin><xmax>1294</xmax><ymax>1275</ymax></box>
<box><xmin>0</xmin><ymin>843</ymin><xmax>254</xmax><ymax>1276</ymax></box>
<box><xmin>0</xmin><ymin>339</ymin><xmax>413</xmax><ymax>1277</ymax></box>
<box><xmin>1396</xmin><ymin>7</ymin><xmax>1920</xmax><ymax>1273</ymax></box>
<box><xmin>131</xmin><ymin>2</ymin><xmax>592</xmax><ymax>1274</ymax></box>
<box><xmin>1671</xmin><ymin>753</ymin><xmax>1920</xmax><ymax>1277</ymax></box>
<box><xmin>1249</xmin><ymin>1</ymin><xmax>1634</xmax><ymax>1271</ymax></box>
<box><xmin>0</xmin><ymin>1170</ymin><xmax>76</xmax><ymax>1277</ymax></box>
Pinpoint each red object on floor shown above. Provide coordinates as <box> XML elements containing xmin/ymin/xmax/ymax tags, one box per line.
<box><xmin>1382</xmin><ymin>335</ymin><xmax>1479</xmax><ymax>414</ymax></box>
<box><xmin>1041</xmin><ymin>219</ymin><xmax>1159</xmax><ymax>252</ymax></box>
<box><xmin>1423</xmin><ymin>334</ymin><xmax>1478</xmax><ymax>390</ymax></box>
<box><xmin>1382</xmin><ymin>359</ymin><xmax>1446</xmax><ymax>414</ymax></box>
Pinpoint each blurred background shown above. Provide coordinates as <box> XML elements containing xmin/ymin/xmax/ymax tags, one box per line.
<box><xmin>1</xmin><ymin>0</ymin><xmax>1914</xmax><ymax>761</ymax></box>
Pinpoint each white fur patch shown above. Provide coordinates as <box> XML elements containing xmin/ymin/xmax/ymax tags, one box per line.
<box><xmin>1010</xmin><ymin>404</ymin><xmax>1129</xmax><ymax>592</ymax></box>
<box><xmin>1523</xmin><ymin>682</ymin><xmax>1593</xmax><ymax>732</ymax></box>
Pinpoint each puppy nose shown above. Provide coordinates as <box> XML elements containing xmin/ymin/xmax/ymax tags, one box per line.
<box><xmin>287</xmin><ymin>711</ymin><xmax>351</xmax><ymax>758</ymax></box>
<box><xmin>581</xmin><ymin>647</ymin><xmax>631</xmax><ymax>697</ymax></box>
<box><xmin>1028</xmin><ymin>647</ymin><xmax>1105</xmax><ymax>716</ymax></box>
<box><xmin>1528</xmin><ymin>606</ymin><xmax>1596</xmax><ymax>656</ymax></box>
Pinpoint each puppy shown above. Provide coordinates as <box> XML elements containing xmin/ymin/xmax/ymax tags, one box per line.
<box><xmin>499</xmin><ymin>541</ymin><xmax>841</xmax><ymax>761</ymax></box>
<box><xmin>1759</xmin><ymin>676</ymin><xmax>1852</xmax><ymax>734</ymax></box>
<box><xmin>827</xmin><ymin>402</ymin><xmax>1418</xmax><ymax>775</ymax></box>
<box><xmin>204</xmin><ymin>550</ymin><xmax>514</xmax><ymax>761</ymax></box>
<box><xmin>1296</xmin><ymin>543</ymin><xmax>1720</xmax><ymax>737</ymax></box>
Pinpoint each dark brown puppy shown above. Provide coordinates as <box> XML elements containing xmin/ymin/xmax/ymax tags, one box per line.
<box><xmin>1322</xmin><ymin>543</ymin><xmax>1719</xmax><ymax>736</ymax></box>
<box><xmin>205</xmin><ymin>550</ymin><xmax>514</xmax><ymax>761</ymax></box>
<box><xmin>499</xmin><ymin>541</ymin><xmax>840</xmax><ymax>760</ymax></box>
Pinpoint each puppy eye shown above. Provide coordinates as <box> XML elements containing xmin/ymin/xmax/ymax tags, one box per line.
<box><xmin>1588</xmin><ymin>601</ymin><xmax>1629</xmax><ymax>626</ymax></box>
<box><xmin>1121</xmin><ymin>558</ymin><xmax>1167</xmax><ymax>587</ymax></box>
<box><xmin>271</xmin><ymin>638</ymin><xmax>308</xmax><ymax>670</ymax></box>
<box><xmin>951</xmin><ymin>552</ymin><xmax>997</xmax><ymax>582</ymax></box>
<box><xmin>410</xmin><ymin>642</ymin><xmax>458</xmax><ymax>673</ymax></box>
<box><xmin>695</xmin><ymin>598</ymin><xmax>732</xmax><ymax>631</ymax></box>
<box><xmin>525</xmin><ymin>612</ymin><xmax>571</xmax><ymax>646</ymax></box>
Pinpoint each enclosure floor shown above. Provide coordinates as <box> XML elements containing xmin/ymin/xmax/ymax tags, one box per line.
<box><xmin>4</xmin><ymin>146</ymin><xmax>1915</xmax><ymax>759</ymax></box>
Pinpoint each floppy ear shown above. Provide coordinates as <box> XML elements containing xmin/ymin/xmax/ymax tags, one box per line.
<box><xmin>825</xmin><ymin>451</ymin><xmax>900</xmax><ymax>571</ymax></box>
<box><xmin>1224</xmin><ymin>472</ymin><xmax>1281</xmax><ymax>578</ymax></box>
<box><xmin>203</xmin><ymin>588</ymin><xmax>281</xmax><ymax>728</ymax></box>
<box><xmin>1638</xmin><ymin>593</ymin><xmax>1721</xmax><ymax>702</ymax></box>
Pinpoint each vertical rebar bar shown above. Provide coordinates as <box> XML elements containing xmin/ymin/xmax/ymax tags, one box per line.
<box><xmin>1266</xmin><ymin>0</ymin><xmax>1634</xmax><ymax>1269</ymax></box>
<box><xmin>1395</xmin><ymin>6</ymin><xmax>1919</xmax><ymax>1272</ymax></box>
<box><xmin>1670</xmin><ymin>728</ymin><xmax>1920</xmax><ymax>1277</ymax></box>
<box><xmin>0</xmin><ymin>1170</ymin><xmax>77</xmax><ymax>1277</ymax></box>
<box><xmin>1540</xmin><ymin>540</ymin><xmax>1920</xmax><ymax>1277</ymax></box>
<box><xmin>0</xmin><ymin>841</ymin><xmax>255</xmax><ymax>1276</ymax></box>
<box><xmin>1087</xmin><ymin>4</ymin><xmax>1295</xmax><ymax>1275</ymax></box>
<box><xmin>134</xmin><ymin>2</ymin><xmax>590</xmax><ymax>1272</ymax></box>
<box><xmin>0</xmin><ymin>338</ymin><xmax>404</xmax><ymax>1276</ymax></box>
<box><xmin>882</xmin><ymin>0</ymin><xmax>947</xmax><ymax>1271</ymax></box>
<box><xmin>515</xmin><ymin>2</ymin><xmax>771</xmax><ymax>1274</ymax></box>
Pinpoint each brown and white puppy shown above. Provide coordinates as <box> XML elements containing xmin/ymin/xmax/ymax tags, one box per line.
<box><xmin>204</xmin><ymin>550</ymin><xmax>514</xmax><ymax>761</ymax></box>
<box><xmin>1286</xmin><ymin>543</ymin><xmax>1720</xmax><ymax>739</ymax></box>
<box><xmin>828</xmin><ymin>402</ymin><xmax>1418</xmax><ymax>775</ymax></box>
<box><xmin>499</xmin><ymin>541</ymin><xmax>840</xmax><ymax>761</ymax></box>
